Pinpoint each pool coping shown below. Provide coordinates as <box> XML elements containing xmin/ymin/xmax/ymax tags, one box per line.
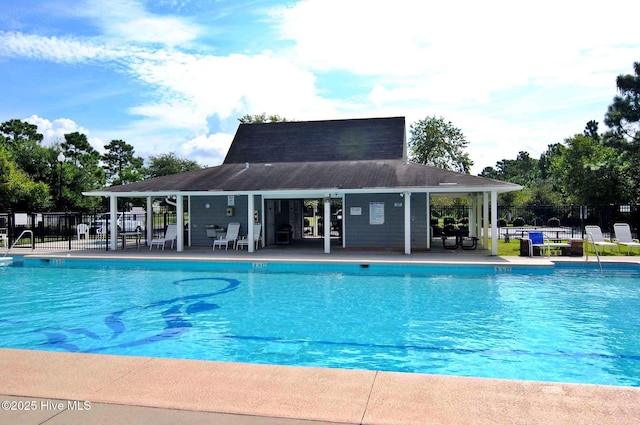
<box><xmin>1</xmin><ymin>348</ymin><xmax>640</xmax><ymax>425</ymax></box>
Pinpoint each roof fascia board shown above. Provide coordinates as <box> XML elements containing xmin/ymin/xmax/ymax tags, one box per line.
<box><xmin>84</xmin><ymin>184</ymin><xmax>522</xmax><ymax>199</ymax></box>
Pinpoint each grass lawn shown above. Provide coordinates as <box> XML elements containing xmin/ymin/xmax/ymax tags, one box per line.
<box><xmin>493</xmin><ymin>238</ymin><xmax>638</xmax><ymax>256</ymax></box>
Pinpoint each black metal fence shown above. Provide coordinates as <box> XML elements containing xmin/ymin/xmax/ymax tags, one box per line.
<box><xmin>2</xmin><ymin>205</ymin><xmax>638</xmax><ymax>252</ymax></box>
<box><xmin>430</xmin><ymin>204</ymin><xmax>640</xmax><ymax>240</ymax></box>
<box><xmin>0</xmin><ymin>210</ymin><xmax>177</xmax><ymax>252</ymax></box>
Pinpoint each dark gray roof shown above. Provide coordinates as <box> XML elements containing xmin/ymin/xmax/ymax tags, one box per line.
<box><xmin>95</xmin><ymin>160</ymin><xmax>520</xmax><ymax>194</ymax></box>
<box><xmin>223</xmin><ymin>117</ymin><xmax>406</xmax><ymax>164</ymax></box>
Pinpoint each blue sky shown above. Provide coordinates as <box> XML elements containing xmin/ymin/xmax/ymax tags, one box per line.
<box><xmin>1</xmin><ymin>0</ymin><xmax>639</xmax><ymax>174</ymax></box>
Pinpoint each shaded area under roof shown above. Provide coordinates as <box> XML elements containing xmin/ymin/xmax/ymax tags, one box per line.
<box><xmin>223</xmin><ymin>117</ymin><xmax>406</xmax><ymax>164</ymax></box>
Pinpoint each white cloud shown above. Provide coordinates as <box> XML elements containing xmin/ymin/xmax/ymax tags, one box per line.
<box><xmin>181</xmin><ymin>132</ymin><xmax>233</xmax><ymax>167</ymax></box>
<box><xmin>75</xmin><ymin>0</ymin><xmax>201</xmax><ymax>47</ymax></box>
<box><xmin>128</xmin><ymin>50</ymin><xmax>338</xmax><ymax>128</ymax></box>
<box><xmin>25</xmin><ymin>115</ymin><xmax>107</xmax><ymax>154</ymax></box>
<box><xmin>0</xmin><ymin>31</ymin><xmax>119</xmax><ymax>63</ymax></box>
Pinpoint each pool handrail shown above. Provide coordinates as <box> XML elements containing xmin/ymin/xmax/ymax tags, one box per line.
<box><xmin>585</xmin><ymin>231</ymin><xmax>602</xmax><ymax>271</ymax></box>
<box><xmin>2</xmin><ymin>229</ymin><xmax>34</xmax><ymax>257</ymax></box>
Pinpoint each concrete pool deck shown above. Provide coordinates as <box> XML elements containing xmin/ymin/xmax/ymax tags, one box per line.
<box><xmin>2</xmin><ymin>247</ymin><xmax>640</xmax><ymax>424</ymax></box>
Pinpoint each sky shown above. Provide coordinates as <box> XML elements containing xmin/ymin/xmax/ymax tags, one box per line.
<box><xmin>1</xmin><ymin>0</ymin><xmax>639</xmax><ymax>175</ymax></box>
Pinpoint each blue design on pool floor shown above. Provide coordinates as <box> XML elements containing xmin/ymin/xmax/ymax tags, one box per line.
<box><xmin>35</xmin><ymin>277</ymin><xmax>240</xmax><ymax>353</ymax></box>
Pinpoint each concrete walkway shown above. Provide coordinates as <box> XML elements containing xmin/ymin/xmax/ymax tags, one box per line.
<box><xmin>2</xmin><ymin>349</ymin><xmax>639</xmax><ymax>425</ymax></box>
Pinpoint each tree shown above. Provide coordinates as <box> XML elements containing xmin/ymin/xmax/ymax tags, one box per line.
<box><xmin>145</xmin><ymin>153</ymin><xmax>202</xmax><ymax>178</ymax></box>
<box><xmin>0</xmin><ymin>119</ymin><xmax>43</xmax><ymax>147</ymax></box>
<box><xmin>59</xmin><ymin>132</ymin><xmax>105</xmax><ymax>211</ymax></box>
<box><xmin>555</xmin><ymin>133</ymin><xmax>629</xmax><ymax>205</ymax></box>
<box><xmin>479</xmin><ymin>151</ymin><xmax>539</xmax><ymax>186</ymax></box>
<box><xmin>0</xmin><ymin>119</ymin><xmax>51</xmax><ymax>182</ymax></box>
<box><xmin>408</xmin><ymin>116</ymin><xmax>473</xmax><ymax>173</ymax></box>
<box><xmin>604</xmin><ymin>62</ymin><xmax>640</xmax><ymax>143</ymax></box>
<box><xmin>238</xmin><ymin>113</ymin><xmax>289</xmax><ymax>124</ymax></box>
<box><xmin>0</xmin><ymin>147</ymin><xmax>51</xmax><ymax>211</ymax></box>
<box><xmin>102</xmin><ymin>140</ymin><xmax>144</xmax><ymax>186</ymax></box>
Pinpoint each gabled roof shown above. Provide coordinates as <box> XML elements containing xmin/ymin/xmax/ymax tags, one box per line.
<box><xmin>85</xmin><ymin>116</ymin><xmax>522</xmax><ymax>197</ymax></box>
<box><xmin>223</xmin><ymin>116</ymin><xmax>406</xmax><ymax>164</ymax></box>
<box><xmin>90</xmin><ymin>160</ymin><xmax>520</xmax><ymax>195</ymax></box>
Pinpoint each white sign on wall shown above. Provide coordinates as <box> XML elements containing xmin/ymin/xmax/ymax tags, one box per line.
<box><xmin>369</xmin><ymin>202</ymin><xmax>384</xmax><ymax>225</ymax></box>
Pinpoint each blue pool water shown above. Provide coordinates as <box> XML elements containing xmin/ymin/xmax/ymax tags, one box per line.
<box><xmin>1</xmin><ymin>258</ymin><xmax>639</xmax><ymax>386</ymax></box>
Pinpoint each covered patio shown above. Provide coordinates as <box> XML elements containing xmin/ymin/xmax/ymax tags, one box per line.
<box><xmin>84</xmin><ymin>117</ymin><xmax>521</xmax><ymax>255</ymax></box>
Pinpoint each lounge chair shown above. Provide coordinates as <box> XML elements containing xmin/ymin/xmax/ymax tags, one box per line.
<box><xmin>236</xmin><ymin>223</ymin><xmax>262</xmax><ymax>250</ymax></box>
<box><xmin>149</xmin><ymin>224</ymin><xmax>177</xmax><ymax>250</ymax></box>
<box><xmin>613</xmin><ymin>223</ymin><xmax>640</xmax><ymax>255</ymax></box>
<box><xmin>77</xmin><ymin>223</ymin><xmax>90</xmax><ymax>240</ymax></box>
<box><xmin>213</xmin><ymin>222</ymin><xmax>240</xmax><ymax>250</ymax></box>
<box><xmin>584</xmin><ymin>225</ymin><xmax>618</xmax><ymax>253</ymax></box>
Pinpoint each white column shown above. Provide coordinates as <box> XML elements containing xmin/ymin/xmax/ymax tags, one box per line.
<box><xmin>404</xmin><ymin>191</ymin><xmax>411</xmax><ymax>255</ymax></box>
<box><xmin>426</xmin><ymin>192</ymin><xmax>431</xmax><ymax>250</ymax></box>
<box><xmin>491</xmin><ymin>190</ymin><xmax>498</xmax><ymax>256</ymax></box>
<box><xmin>324</xmin><ymin>197</ymin><xmax>331</xmax><ymax>254</ymax></box>
<box><xmin>109</xmin><ymin>196</ymin><xmax>118</xmax><ymax>251</ymax></box>
<box><xmin>146</xmin><ymin>196</ymin><xmax>153</xmax><ymax>246</ymax></box>
<box><xmin>260</xmin><ymin>195</ymin><xmax>265</xmax><ymax>248</ymax></box>
<box><xmin>341</xmin><ymin>194</ymin><xmax>346</xmax><ymax>248</ymax></box>
<box><xmin>176</xmin><ymin>194</ymin><xmax>184</xmax><ymax>252</ymax></box>
<box><xmin>187</xmin><ymin>196</ymin><xmax>191</xmax><ymax>247</ymax></box>
<box><xmin>467</xmin><ymin>196</ymin><xmax>474</xmax><ymax>237</ymax></box>
<box><xmin>247</xmin><ymin>193</ymin><xmax>255</xmax><ymax>253</ymax></box>
<box><xmin>476</xmin><ymin>194</ymin><xmax>483</xmax><ymax>247</ymax></box>
<box><xmin>483</xmin><ymin>192</ymin><xmax>489</xmax><ymax>250</ymax></box>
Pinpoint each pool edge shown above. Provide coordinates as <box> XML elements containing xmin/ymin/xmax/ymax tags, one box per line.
<box><xmin>1</xmin><ymin>348</ymin><xmax>639</xmax><ymax>425</ymax></box>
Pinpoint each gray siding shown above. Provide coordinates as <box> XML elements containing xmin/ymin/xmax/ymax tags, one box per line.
<box><xmin>344</xmin><ymin>193</ymin><xmax>428</xmax><ymax>250</ymax></box>
<box><xmin>190</xmin><ymin>195</ymin><xmax>262</xmax><ymax>247</ymax></box>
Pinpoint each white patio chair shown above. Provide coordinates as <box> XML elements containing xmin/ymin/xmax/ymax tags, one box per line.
<box><xmin>613</xmin><ymin>223</ymin><xmax>640</xmax><ymax>255</ymax></box>
<box><xmin>584</xmin><ymin>225</ymin><xmax>618</xmax><ymax>253</ymax></box>
<box><xmin>213</xmin><ymin>222</ymin><xmax>240</xmax><ymax>250</ymax></box>
<box><xmin>77</xmin><ymin>223</ymin><xmax>90</xmax><ymax>240</ymax></box>
<box><xmin>149</xmin><ymin>224</ymin><xmax>178</xmax><ymax>250</ymax></box>
<box><xmin>236</xmin><ymin>223</ymin><xmax>262</xmax><ymax>250</ymax></box>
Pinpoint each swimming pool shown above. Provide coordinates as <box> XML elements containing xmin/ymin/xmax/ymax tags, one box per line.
<box><xmin>1</xmin><ymin>258</ymin><xmax>639</xmax><ymax>387</ymax></box>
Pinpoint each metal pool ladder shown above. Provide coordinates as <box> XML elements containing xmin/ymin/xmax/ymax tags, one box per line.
<box><xmin>585</xmin><ymin>232</ymin><xmax>602</xmax><ymax>271</ymax></box>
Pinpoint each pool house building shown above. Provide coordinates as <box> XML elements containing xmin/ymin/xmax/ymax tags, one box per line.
<box><xmin>84</xmin><ymin>117</ymin><xmax>521</xmax><ymax>255</ymax></box>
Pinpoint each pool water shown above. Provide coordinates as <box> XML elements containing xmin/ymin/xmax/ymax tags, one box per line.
<box><xmin>1</xmin><ymin>258</ymin><xmax>639</xmax><ymax>386</ymax></box>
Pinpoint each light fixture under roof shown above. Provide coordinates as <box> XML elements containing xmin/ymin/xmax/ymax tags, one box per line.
<box><xmin>439</xmin><ymin>182</ymin><xmax>458</xmax><ymax>186</ymax></box>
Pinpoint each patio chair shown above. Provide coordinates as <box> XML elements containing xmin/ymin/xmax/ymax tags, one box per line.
<box><xmin>0</xmin><ymin>228</ymin><xmax>7</xmax><ymax>248</ymax></box>
<box><xmin>527</xmin><ymin>232</ymin><xmax>548</xmax><ymax>257</ymax></box>
<box><xmin>527</xmin><ymin>231</ymin><xmax>569</xmax><ymax>257</ymax></box>
<box><xmin>77</xmin><ymin>223</ymin><xmax>90</xmax><ymax>240</ymax></box>
<box><xmin>584</xmin><ymin>225</ymin><xmax>618</xmax><ymax>253</ymax></box>
<box><xmin>613</xmin><ymin>223</ymin><xmax>640</xmax><ymax>255</ymax></box>
<box><xmin>149</xmin><ymin>224</ymin><xmax>177</xmax><ymax>250</ymax></box>
<box><xmin>213</xmin><ymin>222</ymin><xmax>240</xmax><ymax>250</ymax></box>
<box><xmin>236</xmin><ymin>223</ymin><xmax>262</xmax><ymax>250</ymax></box>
